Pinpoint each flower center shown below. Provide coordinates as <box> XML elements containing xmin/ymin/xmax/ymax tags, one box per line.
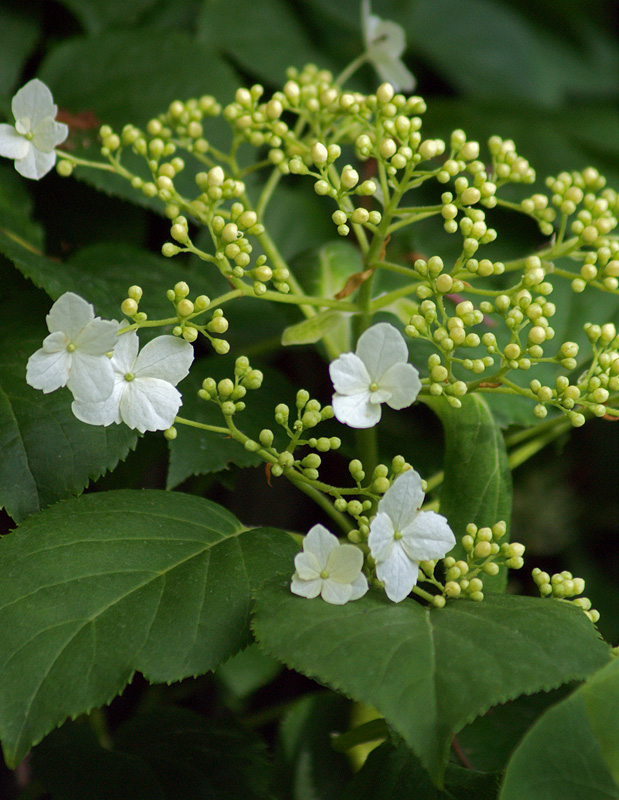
<box><xmin>394</xmin><ymin>530</ymin><xmax>403</xmax><ymax>541</ymax></box>
<box><xmin>124</xmin><ymin>372</ymin><xmax>135</xmax><ymax>382</ymax></box>
<box><xmin>369</xmin><ymin>381</ymin><xmax>379</xmax><ymax>392</ymax></box>
<box><xmin>66</xmin><ymin>342</ymin><xmax>76</xmax><ymax>353</ymax></box>
<box><xmin>25</xmin><ymin>131</ymin><xmax>34</xmax><ymax>141</ymax></box>
<box><xmin>320</xmin><ymin>569</ymin><xmax>330</xmax><ymax>579</ymax></box>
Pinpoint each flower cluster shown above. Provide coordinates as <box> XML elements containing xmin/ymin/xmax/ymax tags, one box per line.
<box><xmin>291</xmin><ymin>469</ymin><xmax>456</xmax><ymax>605</ymax></box>
<box><xmin>26</xmin><ymin>293</ymin><xmax>194</xmax><ymax>432</ymax></box>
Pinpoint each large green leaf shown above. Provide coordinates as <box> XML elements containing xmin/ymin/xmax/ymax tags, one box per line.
<box><xmin>500</xmin><ymin>658</ymin><xmax>619</xmax><ymax>799</ymax></box>
<box><xmin>253</xmin><ymin>582</ymin><xmax>610</xmax><ymax>785</ymax></box>
<box><xmin>31</xmin><ymin>707</ymin><xmax>272</xmax><ymax>800</ymax></box>
<box><xmin>56</xmin><ymin>0</ymin><xmax>158</xmax><ymax>34</ymax></box>
<box><xmin>0</xmin><ymin>4</ymin><xmax>41</xmax><ymax>96</ymax></box>
<box><xmin>341</xmin><ymin>739</ymin><xmax>498</xmax><ymax>800</ymax></box>
<box><xmin>0</xmin><ymin>491</ymin><xmax>299</xmax><ymax>767</ymax></box>
<box><xmin>40</xmin><ymin>29</ymin><xmax>238</xmax><ymax>128</ymax></box>
<box><xmin>196</xmin><ymin>0</ymin><xmax>331</xmax><ymax>87</ymax></box>
<box><xmin>427</xmin><ymin>394</ymin><xmax>512</xmax><ymax>591</ymax></box>
<box><xmin>0</xmin><ymin>232</ymin><xmax>195</xmax><ymax>322</ymax></box>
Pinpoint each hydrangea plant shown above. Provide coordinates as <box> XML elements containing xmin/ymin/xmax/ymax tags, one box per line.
<box><xmin>0</xmin><ymin>2</ymin><xmax>617</xmax><ymax>798</ymax></box>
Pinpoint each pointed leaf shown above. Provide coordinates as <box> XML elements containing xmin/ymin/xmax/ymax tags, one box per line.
<box><xmin>253</xmin><ymin>582</ymin><xmax>610</xmax><ymax>785</ymax></box>
<box><xmin>426</xmin><ymin>394</ymin><xmax>512</xmax><ymax>591</ymax></box>
<box><xmin>500</xmin><ymin>658</ymin><xmax>619</xmax><ymax>799</ymax></box>
<box><xmin>282</xmin><ymin>310</ymin><xmax>351</xmax><ymax>346</ymax></box>
<box><xmin>0</xmin><ymin>491</ymin><xmax>299</xmax><ymax>767</ymax></box>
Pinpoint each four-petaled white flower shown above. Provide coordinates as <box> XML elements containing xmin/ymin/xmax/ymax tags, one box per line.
<box><xmin>0</xmin><ymin>79</ymin><xmax>68</xmax><ymax>180</ymax></box>
<box><xmin>291</xmin><ymin>524</ymin><xmax>369</xmax><ymax>605</ymax></box>
<box><xmin>368</xmin><ymin>469</ymin><xmax>455</xmax><ymax>603</ymax></box>
<box><xmin>26</xmin><ymin>292</ymin><xmax>120</xmax><ymax>401</ymax></box>
<box><xmin>362</xmin><ymin>0</ymin><xmax>416</xmax><ymax>92</ymax></box>
<box><xmin>71</xmin><ymin>331</ymin><xmax>194</xmax><ymax>433</ymax></box>
<box><xmin>329</xmin><ymin>322</ymin><xmax>421</xmax><ymax>429</ymax></box>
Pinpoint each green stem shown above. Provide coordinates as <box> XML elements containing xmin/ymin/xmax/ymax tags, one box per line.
<box><xmin>284</xmin><ymin>470</ymin><xmax>354</xmax><ymax>534</ymax></box>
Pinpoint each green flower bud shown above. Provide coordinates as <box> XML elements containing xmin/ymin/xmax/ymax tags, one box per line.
<box><xmin>259</xmin><ymin>429</ymin><xmax>274</xmax><ymax>447</ymax></box>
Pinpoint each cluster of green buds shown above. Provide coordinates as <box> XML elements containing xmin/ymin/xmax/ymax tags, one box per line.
<box><xmin>163</xmin><ymin>280</ymin><xmax>229</xmax><ymax>351</ymax></box>
<box><xmin>120</xmin><ymin>285</ymin><xmax>146</xmax><ymax>321</ymax></box>
<box><xmin>198</xmin><ymin>356</ymin><xmax>263</xmax><ymax>417</ymax></box>
<box><xmin>439</xmin><ymin>521</ymin><xmax>524</xmax><ymax>603</ymax></box>
<box><xmin>532</xmin><ymin>568</ymin><xmax>599</xmax><ymax>623</ymax></box>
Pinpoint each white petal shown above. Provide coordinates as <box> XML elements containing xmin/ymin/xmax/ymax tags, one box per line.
<box><xmin>46</xmin><ymin>293</ymin><xmax>94</xmax><ymax>337</ymax></box>
<box><xmin>368</xmin><ymin>19</ymin><xmax>406</xmax><ymax>59</ymax></box>
<box><xmin>400</xmin><ymin>511</ymin><xmax>456</xmax><ymax>562</ymax></box>
<box><xmin>372</xmin><ymin>56</ymin><xmax>416</xmax><ymax>93</ymax></box>
<box><xmin>119</xmin><ymin>377</ymin><xmax>182</xmax><ymax>432</ymax></box>
<box><xmin>0</xmin><ymin>124</ymin><xmax>29</xmax><ymax>159</ymax></box>
<box><xmin>349</xmin><ymin>572</ymin><xmax>369</xmax><ymax>600</ymax></box>
<box><xmin>381</xmin><ymin>362</ymin><xmax>421</xmax><ymax>409</ymax></box>
<box><xmin>133</xmin><ymin>335</ymin><xmax>194</xmax><ymax>384</ymax></box>
<box><xmin>356</xmin><ymin>323</ymin><xmax>409</xmax><ymax>381</ymax></box>
<box><xmin>377</xmin><ymin>470</ymin><xmax>425</xmax><ymax>531</ymax></box>
<box><xmin>294</xmin><ymin>550</ymin><xmax>322</xmax><ymax>580</ymax></box>
<box><xmin>74</xmin><ymin>318</ymin><xmax>120</xmax><ymax>355</ymax></box>
<box><xmin>14</xmin><ymin>146</ymin><xmax>56</xmax><ymax>180</ymax></box>
<box><xmin>376</xmin><ymin>546</ymin><xmax>419</xmax><ymax>602</ymax></box>
<box><xmin>41</xmin><ymin>330</ymin><xmax>70</xmax><ymax>353</ymax></box>
<box><xmin>368</xmin><ymin>512</ymin><xmax>395</xmax><ymax>564</ymax></box>
<box><xmin>329</xmin><ymin>352</ymin><xmax>370</xmax><ymax>395</ymax></box>
<box><xmin>326</xmin><ymin>543</ymin><xmax>364</xmax><ymax>584</ymax></box>
<box><xmin>26</xmin><ymin>348</ymin><xmax>71</xmax><ymax>393</ymax></box>
<box><xmin>71</xmin><ymin>381</ymin><xmax>124</xmax><ymax>427</ymax></box>
<box><xmin>332</xmin><ymin>391</ymin><xmax>381</xmax><ymax>428</ymax></box>
<box><xmin>291</xmin><ymin>574</ymin><xmax>322</xmax><ymax>599</ymax></box>
<box><xmin>321</xmin><ymin>580</ymin><xmax>354</xmax><ymax>605</ymax></box>
<box><xmin>66</xmin><ymin>353</ymin><xmax>116</xmax><ymax>402</ymax></box>
<box><xmin>32</xmin><ymin>117</ymin><xmax>68</xmax><ymax>152</ymax></box>
<box><xmin>12</xmin><ymin>79</ymin><xmax>57</xmax><ymax>128</ymax></box>
<box><xmin>110</xmin><ymin>330</ymin><xmax>140</xmax><ymax>373</ymax></box>
<box><xmin>303</xmin><ymin>524</ymin><xmax>339</xmax><ymax>567</ymax></box>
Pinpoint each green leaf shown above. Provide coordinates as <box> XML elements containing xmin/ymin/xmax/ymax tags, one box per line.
<box><xmin>427</xmin><ymin>394</ymin><xmax>512</xmax><ymax>591</ymax></box>
<box><xmin>196</xmin><ymin>0</ymin><xmax>331</xmax><ymax>87</ymax></box>
<box><xmin>342</xmin><ymin>739</ymin><xmax>498</xmax><ymax>800</ymax></box>
<box><xmin>0</xmin><ymin>233</ymin><xmax>192</xmax><ymax>322</ymax></box>
<box><xmin>31</xmin><ymin>719</ymin><xmax>164</xmax><ymax>800</ymax></box>
<box><xmin>500</xmin><ymin>658</ymin><xmax>619</xmax><ymax>799</ymax></box>
<box><xmin>253</xmin><ymin>583</ymin><xmax>610</xmax><ymax>785</ymax></box>
<box><xmin>0</xmin><ymin>4</ymin><xmax>41</xmax><ymax>96</ymax></box>
<box><xmin>167</xmin><ymin>359</ymin><xmax>294</xmax><ymax>489</ymax></box>
<box><xmin>282</xmin><ymin>309</ymin><xmax>351</xmax><ymax>346</ymax></box>
<box><xmin>56</xmin><ymin>0</ymin><xmax>159</xmax><ymax>34</ymax></box>
<box><xmin>275</xmin><ymin>693</ymin><xmax>353</xmax><ymax>800</ymax></box>
<box><xmin>0</xmin><ymin>279</ymin><xmax>137</xmax><ymax>522</ymax></box>
<box><xmin>39</xmin><ymin>29</ymin><xmax>238</xmax><ymax>128</ymax></box>
<box><xmin>32</xmin><ymin>708</ymin><xmax>273</xmax><ymax>800</ymax></box>
<box><xmin>0</xmin><ymin>492</ymin><xmax>299</xmax><ymax>767</ymax></box>
<box><xmin>216</xmin><ymin>643</ymin><xmax>281</xmax><ymax>700</ymax></box>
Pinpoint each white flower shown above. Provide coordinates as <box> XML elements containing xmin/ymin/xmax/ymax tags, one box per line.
<box><xmin>71</xmin><ymin>331</ymin><xmax>194</xmax><ymax>433</ymax></box>
<box><xmin>291</xmin><ymin>524</ymin><xmax>368</xmax><ymax>605</ymax></box>
<box><xmin>368</xmin><ymin>470</ymin><xmax>455</xmax><ymax>603</ymax></box>
<box><xmin>26</xmin><ymin>292</ymin><xmax>120</xmax><ymax>401</ymax></box>
<box><xmin>0</xmin><ymin>79</ymin><xmax>68</xmax><ymax>179</ymax></box>
<box><xmin>329</xmin><ymin>322</ymin><xmax>421</xmax><ymax>428</ymax></box>
<box><xmin>362</xmin><ymin>1</ymin><xmax>416</xmax><ymax>92</ymax></box>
